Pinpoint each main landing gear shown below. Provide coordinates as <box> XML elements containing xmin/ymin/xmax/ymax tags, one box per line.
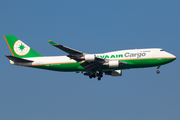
<box><xmin>97</xmin><ymin>71</ymin><xmax>103</xmax><ymax>81</ymax></box>
<box><xmin>156</xmin><ymin>66</ymin><xmax>160</xmax><ymax>74</ymax></box>
<box><xmin>87</xmin><ymin>71</ymin><xmax>103</xmax><ymax>80</ymax></box>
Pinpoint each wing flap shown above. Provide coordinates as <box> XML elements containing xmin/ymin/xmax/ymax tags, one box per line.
<box><xmin>80</xmin><ymin>62</ymin><xmax>100</xmax><ymax>70</ymax></box>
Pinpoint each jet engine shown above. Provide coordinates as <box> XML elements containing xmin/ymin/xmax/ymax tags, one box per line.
<box><xmin>105</xmin><ymin>70</ymin><xmax>122</xmax><ymax>76</ymax></box>
<box><xmin>108</xmin><ymin>61</ymin><xmax>120</xmax><ymax>68</ymax></box>
<box><xmin>85</xmin><ymin>54</ymin><xmax>96</xmax><ymax>62</ymax></box>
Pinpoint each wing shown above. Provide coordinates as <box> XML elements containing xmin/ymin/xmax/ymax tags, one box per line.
<box><xmin>48</xmin><ymin>40</ymin><xmax>86</xmax><ymax>61</ymax></box>
<box><xmin>48</xmin><ymin>40</ymin><xmax>126</xmax><ymax>71</ymax></box>
<box><xmin>48</xmin><ymin>40</ymin><xmax>83</xmax><ymax>55</ymax></box>
<box><xmin>48</xmin><ymin>40</ymin><xmax>105</xmax><ymax>62</ymax></box>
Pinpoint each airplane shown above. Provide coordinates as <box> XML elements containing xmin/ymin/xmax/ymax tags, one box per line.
<box><xmin>4</xmin><ymin>35</ymin><xmax>176</xmax><ymax>80</ymax></box>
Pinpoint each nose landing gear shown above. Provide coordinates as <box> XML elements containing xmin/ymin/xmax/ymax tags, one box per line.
<box><xmin>156</xmin><ymin>69</ymin><xmax>160</xmax><ymax>74</ymax></box>
<box><xmin>156</xmin><ymin>66</ymin><xmax>160</xmax><ymax>74</ymax></box>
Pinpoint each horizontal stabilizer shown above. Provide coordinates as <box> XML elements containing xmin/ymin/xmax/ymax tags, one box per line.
<box><xmin>5</xmin><ymin>55</ymin><xmax>33</xmax><ymax>63</ymax></box>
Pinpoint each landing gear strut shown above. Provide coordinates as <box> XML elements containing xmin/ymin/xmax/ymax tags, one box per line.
<box><xmin>97</xmin><ymin>71</ymin><xmax>103</xmax><ymax>81</ymax></box>
<box><xmin>156</xmin><ymin>66</ymin><xmax>160</xmax><ymax>74</ymax></box>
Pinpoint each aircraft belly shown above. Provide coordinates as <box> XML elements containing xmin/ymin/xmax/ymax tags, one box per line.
<box><xmin>30</xmin><ymin>62</ymin><xmax>85</xmax><ymax>72</ymax></box>
<box><xmin>119</xmin><ymin>58</ymin><xmax>175</xmax><ymax>69</ymax></box>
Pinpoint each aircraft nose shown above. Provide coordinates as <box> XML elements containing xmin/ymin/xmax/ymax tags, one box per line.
<box><xmin>164</xmin><ymin>52</ymin><xmax>176</xmax><ymax>63</ymax></box>
<box><xmin>174</xmin><ymin>55</ymin><xmax>176</xmax><ymax>59</ymax></box>
<box><xmin>169</xmin><ymin>53</ymin><xmax>176</xmax><ymax>60</ymax></box>
<box><xmin>172</xmin><ymin>54</ymin><xmax>176</xmax><ymax>59</ymax></box>
<box><xmin>173</xmin><ymin>55</ymin><xmax>176</xmax><ymax>60</ymax></box>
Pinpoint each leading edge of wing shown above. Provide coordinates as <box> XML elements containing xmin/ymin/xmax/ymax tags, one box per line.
<box><xmin>48</xmin><ymin>40</ymin><xmax>83</xmax><ymax>55</ymax></box>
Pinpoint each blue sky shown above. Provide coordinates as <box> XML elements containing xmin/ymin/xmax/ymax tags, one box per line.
<box><xmin>0</xmin><ymin>0</ymin><xmax>180</xmax><ymax>120</ymax></box>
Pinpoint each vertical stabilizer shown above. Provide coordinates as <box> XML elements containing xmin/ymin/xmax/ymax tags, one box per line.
<box><xmin>4</xmin><ymin>35</ymin><xmax>42</xmax><ymax>58</ymax></box>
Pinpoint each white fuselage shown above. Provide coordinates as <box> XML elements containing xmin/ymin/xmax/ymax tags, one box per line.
<box><xmin>10</xmin><ymin>48</ymin><xmax>176</xmax><ymax>68</ymax></box>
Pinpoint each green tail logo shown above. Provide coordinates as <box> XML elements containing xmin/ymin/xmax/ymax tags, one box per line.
<box><xmin>4</xmin><ymin>35</ymin><xmax>42</xmax><ymax>58</ymax></box>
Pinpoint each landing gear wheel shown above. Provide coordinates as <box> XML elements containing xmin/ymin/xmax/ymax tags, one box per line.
<box><xmin>89</xmin><ymin>76</ymin><xmax>92</xmax><ymax>79</ymax></box>
<box><xmin>156</xmin><ymin>66</ymin><xmax>160</xmax><ymax>74</ymax></box>
<box><xmin>156</xmin><ymin>70</ymin><xmax>160</xmax><ymax>74</ymax></box>
<box><xmin>98</xmin><ymin>77</ymin><xmax>101</xmax><ymax>81</ymax></box>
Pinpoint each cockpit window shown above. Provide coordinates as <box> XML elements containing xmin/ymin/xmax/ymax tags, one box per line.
<box><xmin>160</xmin><ymin>49</ymin><xmax>164</xmax><ymax>51</ymax></box>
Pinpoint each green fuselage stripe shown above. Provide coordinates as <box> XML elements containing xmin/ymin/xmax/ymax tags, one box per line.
<box><xmin>29</xmin><ymin>57</ymin><xmax>175</xmax><ymax>72</ymax></box>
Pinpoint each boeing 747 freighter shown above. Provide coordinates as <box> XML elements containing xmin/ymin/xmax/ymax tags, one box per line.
<box><xmin>4</xmin><ymin>35</ymin><xmax>176</xmax><ymax>80</ymax></box>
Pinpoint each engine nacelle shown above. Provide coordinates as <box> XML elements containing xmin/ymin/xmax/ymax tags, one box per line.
<box><xmin>105</xmin><ymin>70</ymin><xmax>122</xmax><ymax>76</ymax></box>
<box><xmin>85</xmin><ymin>54</ymin><xmax>96</xmax><ymax>62</ymax></box>
<box><xmin>112</xmin><ymin>70</ymin><xmax>122</xmax><ymax>76</ymax></box>
<box><xmin>108</xmin><ymin>61</ymin><xmax>120</xmax><ymax>68</ymax></box>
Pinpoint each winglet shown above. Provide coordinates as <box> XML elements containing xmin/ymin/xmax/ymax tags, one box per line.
<box><xmin>48</xmin><ymin>40</ymin><xmax>57</xmax><ymax>45</ymax></box>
